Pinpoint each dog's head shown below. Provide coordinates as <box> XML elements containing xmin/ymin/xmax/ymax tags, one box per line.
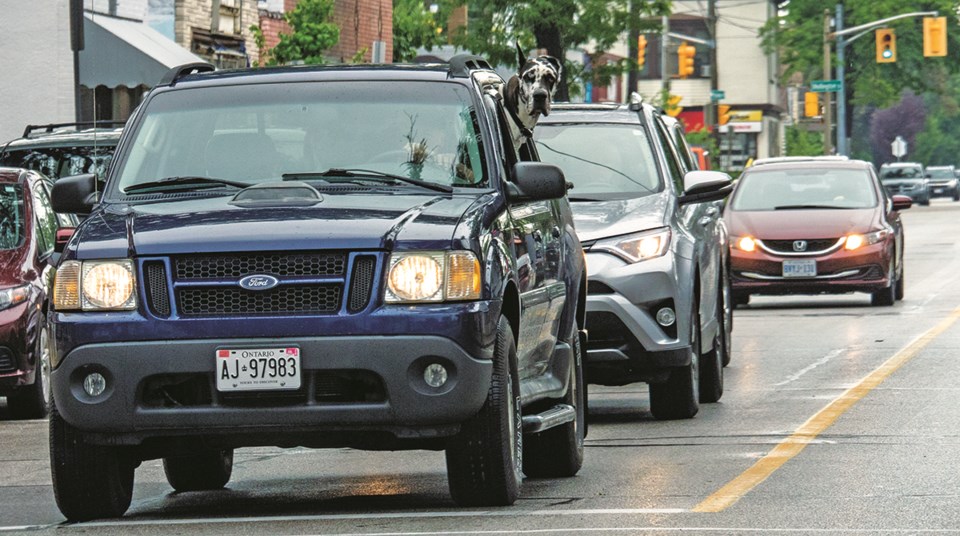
<box><xmin>514</xmin><ymin>43</ymin><xmax>562</xmax><ymax>118</ymax></box>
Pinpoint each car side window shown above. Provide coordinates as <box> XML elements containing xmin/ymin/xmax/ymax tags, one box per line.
<box><xmin>486</xmin><ymin>93</ymin><xmax>520</xmax><ymax>173</ymax></box>
<box><xmin>670</xmin><ymin>125</ymin><xmax>696</xmax><ymax>174</ymax></box>
<box><xmin>653</xmin><ymin>118</ymin><xmax>685</xmax><ymax>194</ymax></box>
<box><xmin>31</xmin><ymin>183</ymin><xmax>58</xmax><ymax>255</ymax></box>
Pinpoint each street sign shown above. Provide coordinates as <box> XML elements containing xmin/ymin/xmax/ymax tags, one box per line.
<box><xmin>811</xmin><ymin>79</ymin><xmax>843</xmax><ymax>93</ymax></box>
<box><xmin>891</xmin><ymin>136</ymin><xmax>907</xmax><ymax>158</ymax></box>
<box><xmin>710</xmin><ymin>89</ymin><xmax>725</xmax><ymax>101</ymax></box>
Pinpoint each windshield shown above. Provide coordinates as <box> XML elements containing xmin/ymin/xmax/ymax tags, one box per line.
<box><xmin>927</xmin><ymin>168</ymin><xmax>954</xmax><ymax>179</ymax></box>
<box><xmin>731</xmin><ymin>168</ymin><xmax>878</xmax><ymax>210</ymax></box>
<box><xmin>0</xmin><ymin>185</ymin><xmax>25</xmax><ymax>250</ymax></box>
<box><xmin>114</xmin><ymin>81</ymin><xmax>486</xmax><ymax>194</ymax></box>
<box><xmin>0</xmin><ymin>145</ymin><xmax>114</xmax><ymax>180</ymax></box>
<box><xmin>879</xmin><ymin>166</ymin><xmax>922</xmax><ymax>180</ymax></box>
<box><xmin>534</xmin><ymin>123</ymin><xmax>662</xmax><ymax>200</ymax></box>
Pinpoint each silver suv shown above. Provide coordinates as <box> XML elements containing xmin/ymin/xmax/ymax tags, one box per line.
<box><xmin>535</xmin><ymin>97</ymin><xmax>733</xmax><ymax>419</ymax></box>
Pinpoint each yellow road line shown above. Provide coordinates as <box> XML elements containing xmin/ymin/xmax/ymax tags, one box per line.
<box><xmin>693</xmin><ymin>306</ymin><xmax>960</xmax><ymax>513</ymax></box>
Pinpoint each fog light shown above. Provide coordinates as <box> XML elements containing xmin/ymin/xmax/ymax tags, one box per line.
<box><xmin>83</xmin><ymin>372</ymin><xmax>107</xmax><ymax>397</ymax></box>
<box><xmin>424</xmin><ymin>363</ymin><xmax>448</xmax><ymax>388</ymax></box>
<box><xmin>656</xmin><ymin>307</ymin><xmax>677</xmax><ymax>327</ymax></box>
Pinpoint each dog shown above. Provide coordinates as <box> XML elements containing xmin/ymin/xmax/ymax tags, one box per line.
<box><xmin>501</xmin><ymin>43</ymin><xmax>562</xmax><ymax>151</ymax></box>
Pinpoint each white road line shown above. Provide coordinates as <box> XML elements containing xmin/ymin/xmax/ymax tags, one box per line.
<box><xmin>774</xmin><ymin>348</ymin><xmax>844</xmax><ymax>387</ymax></box>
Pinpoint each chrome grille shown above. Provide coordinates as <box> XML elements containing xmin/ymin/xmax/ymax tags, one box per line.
<box><xmin>178</xmin><ymin>284</ymin><xmax>342</xmax><ymax>317</ymax></box>
<box><xmin>762</xmin><ymin>239</ymin><xmax>840</xmax><ymax>254</ymax></box>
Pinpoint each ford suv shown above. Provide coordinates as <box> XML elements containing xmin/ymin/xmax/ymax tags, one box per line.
<box><xmin>535</xmin><ymin>96</ymin><xmax>732</xmax><ymax>420</ymax></box>
<box><xmin>47</xmin><ymin>60</ymin><xmax>587</xmax><ymax>521</ymax></box>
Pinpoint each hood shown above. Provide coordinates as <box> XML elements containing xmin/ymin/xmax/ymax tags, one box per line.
<box><xmin>74</xmin><ymin>193</ymin><xmax>480</xmax><ymax>258</ymax></box>
<box><xmin>725</xmin><ymin>208</ymin><xmax>878</xmax><ymax>240</ymax></box>
<box><xmin>571</xmin><ymin>193</ymin><xmax>669</xmax><ymax>242</ymax></box>
<box><xmin>880</xmin><ymin>177</ymin><xmax>925</xmax><ymax>185</ymax></box>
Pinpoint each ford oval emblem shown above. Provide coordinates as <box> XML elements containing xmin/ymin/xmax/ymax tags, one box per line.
<box><xmin>239</xmin><ymin>274</ymin><xmax>279</xmax><ymax>291</ymax></box>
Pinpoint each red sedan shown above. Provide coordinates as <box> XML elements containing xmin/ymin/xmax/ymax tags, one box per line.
<box><xmin>0</xmin><ymin>167</ymin><xmax>70</xmax><ymax>418</ymax></box>
<box><xmin>724</xmin><ymin>158</ymin><xmax>912</xmax><ymax>307</ymax></box>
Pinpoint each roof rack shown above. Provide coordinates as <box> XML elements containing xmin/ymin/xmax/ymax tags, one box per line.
<box><xmin>751</xmin><ymin>155</ymin><xmax>850</xmax><ymax>167</ymax></box>
<box><xmin>158</xmin><ymin>62</ymin><xmax>216</xmax><ymax>87</ymax></box>
<box><xmin>447</xmin><ymin>55</ymin><xmax>493</xmax><ymax>78</ymax></box>
<box><xmin>22</xmin><ymin>121</ymin><xmax>126</xmax><ymax>138</ymax></box>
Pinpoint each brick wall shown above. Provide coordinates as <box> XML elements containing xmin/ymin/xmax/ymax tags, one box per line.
<box><xmin>327</xmin><ymin>0</ymin><xmax>392</xmax><ymax>64</ymax></box>
<box><xmin>257</xmin><ymin>10</ymin><xmax>290</xmax><ymax>62</ymax></box>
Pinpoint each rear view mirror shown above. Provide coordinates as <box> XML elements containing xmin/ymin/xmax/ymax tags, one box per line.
<box><xmin>679</xmin><ymin>170</ymin><xmax>733</xmax><ymax>205</ymax></box>
<box><xmin>507</xmin><ymin>162</ymin><xmax>567</xmax><ymax>202</ymax></box>
<box><xmin>891</xmin><ymin>194</ymin><xmax>912</xmax><ymax>211</ymax></box>
<box><xmin>51</xmin><ymin>174</ymin><xmax>98</xmax><ymax>215</ymax></box>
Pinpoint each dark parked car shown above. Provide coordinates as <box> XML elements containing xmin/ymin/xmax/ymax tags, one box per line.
<box><xmin>535</xmin><ymin>97</ymin><xmax>733</xmax><ymax>420</ymax></box>
<box><xmin>47</xmin><ymin>60</ymin><xmax>587</xmax><ymax>521</ymax></box>
<box><xmin>725</xmin><ymin>157</ymin><xmax>910</xmax><ymax>306</ymax></box>
<box><xmin>878</xmin><ymin>161</ymin><xmax>928</xmax><ymax>206</ymax></box>
<box><xmin>0</xmin><ymin>122</ymin><xmax>123</xmax><ymax>182</ymax></box>
<box><xmin>925</xmin><ymin>165</ymin><xmax>959</xmax><ymax>201</ymax></box>
<box><xmin>0</xmin><ymin>168</ymin><xmax>76</xmax><ymax>418</ymax></box>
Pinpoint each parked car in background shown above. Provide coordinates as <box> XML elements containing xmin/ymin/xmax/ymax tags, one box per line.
<box><xmin>535</xmin><ymin>96</ymin><xmax>733</xmax><ymax>421</ymax></box>
<box><xmin>47</xmin><ymin>59</ymin><xmax>587</xmax><ymax>521</ymax></box>
<box><xmin>725</xmin><ymin>157</ymin><xmax>910</xmax><ymax>307</ymax></box>
<box><xmin>0</xmin><ymin>168</ymin><xmax>76</xmax><ymax>418</ymax></box>
<box><xmin>878</xmin><ymin>161</ymin><xmax>928</xmax><ymax>206</ymax></box>
<box><xmin>0</xmin><ymin>122</ymin><xmax>123</xmax><ymax>182</ymax></box>
<box><xmin>925</xmin><ymin>165</ymin><xmax>959</xmax><ymax>201</ymax></box>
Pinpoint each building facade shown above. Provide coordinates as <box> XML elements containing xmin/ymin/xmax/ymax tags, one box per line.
<box><xmin>175</xmin><ymin>0</ymin><xmax>260</xmax><ymax>68</ymax></box>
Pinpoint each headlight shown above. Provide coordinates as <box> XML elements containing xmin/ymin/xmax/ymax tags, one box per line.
<box><xmin>53</xmin><ymin>259</ymin><xmax>137</xmax><ymax>311</ymax></box>
<box><xmin>386</xmin><ymin>251</ymin><xmax>481</xmax><ymax>303</ymax></box>
<box><xmin>594</xmin><ymin>228</ymin><xmax>671</xmax><ymax>263</ymax></box>
<box><xmin>0</xmin><ymin>284</ymin><xmax>30</xmax><ymax>311</ymax></box>
<box><xmin>733</xmin><ymin>236</ymin><xmax>757</xmax><ymax>252</ymax></box>
<box><xmin>844</xmin><ymin>229</ymin><xmax>888</xmax><ymax>251</ymax></box>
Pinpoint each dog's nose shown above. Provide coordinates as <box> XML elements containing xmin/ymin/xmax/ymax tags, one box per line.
<box><xmin>533</xmin><ymin>91</ymin><xmax>548</xmax><ymax>102</ymax></box>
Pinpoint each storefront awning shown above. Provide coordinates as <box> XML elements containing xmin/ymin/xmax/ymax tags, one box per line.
<box><xmin>79</xmin><ymin>12</ymin><xmax>204</xmax><ymax>89</ymax></box>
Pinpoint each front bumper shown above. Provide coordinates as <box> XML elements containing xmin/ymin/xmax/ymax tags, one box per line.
<box><xmin>582</xmin><ymin>251</ymin><xmax>691</xmax><ymax>385</ymax></box>
<box><xmin>731</xmin><ymin>241</ymin><xmax>892</xmax><ymax>296</ymax></box>
<box><xmin>928</xmin><ymin>181</ymin><xmax>958</xmax><ymax>198</ymax></box>
<box><xmin>51</xmin><ymin>300</ymin><xmax>499</xmax><ymax>445</ymax></box>
<box><xmin>0</xmin><ymin>303</ymin><xmax>33</xmax><ymax>393</ymax></box>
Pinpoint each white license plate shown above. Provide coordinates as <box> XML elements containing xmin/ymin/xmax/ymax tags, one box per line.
<box><xmin>216</xmin><ymin>347</ymin><xmax>301</xmax><ymax>392</ymax></box>
<box><xmin>934</xmin><ymin>188</ymin><xmax>944</xmax><ymax>194</ymax></box>
<box><xmin>782</xmin><ymin>259</ymin><xmax>817</xmax><ymax>278</ymax></box>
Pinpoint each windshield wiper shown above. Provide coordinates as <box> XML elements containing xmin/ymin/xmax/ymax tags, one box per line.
<box><xmin>773</xmin><ymin>204</ymin><xmax>851</xmax><ymax>210</ymax></box>
<box><xmin>123</xmin><ymin>176</ymin><xmax>249</xmax><ymax>193</ymax></box>
<box><xmin>282</xmin><ymin>168</ymin><xmax>453</xmax><ymax>193</ymax></box>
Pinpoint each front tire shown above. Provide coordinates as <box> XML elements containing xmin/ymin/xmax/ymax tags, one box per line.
<box><xmin>8</xmin><ymin>325</ymin><xmax>51</xmax><ymax>419</ymax></box>
<box><xmin>649</xmin><ymin>296</ymin><xmax>701</xmax><ymax>420</ymax></box>
<box><xmin>523</xmin><ymin>323</ymin><xmax>585</xmax><ymax>478</ymax></box>
<box><xmin>700</xmin><ymin>289</ymin><xmax>725</xmax><ymax>403</ymax></box>
<box><xmin>871</xmin><ymin>259</ymin><xmax>896</xmax><ymax>306</ymax></box>
<box><xmin>895</xmin><ymin>264</ymin><xmax>905</xmax><ymax>301</ymax></box>
<box><xmin>49</xmin><ymin>402</ymin><xmax>135</xmax><ymax>521</ymax></box>
<box><xmin>446</xmin><ymin>316</ymin><xmax>522</xmax><ymax>506</ymax></box>
<box><xmin>163</xmin><ymin>449</ymin><xmax>234</xmax><ymax>492</ymax></box>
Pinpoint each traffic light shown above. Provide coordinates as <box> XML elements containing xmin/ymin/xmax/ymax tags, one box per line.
<box><xmin>665</xmin><ymin>95</ymin><xmax>683</xmax><ymax>117</ymax></box>
<box><xmin>718</xmin><ymin>104</ymin><xmax>731</xmax><ymax>126</ymax></box>
<box><xmin>637</xmin><ymin>34</ymin><xmax>648</xmax><ymax>69</ymax></box>
<box><xmin>677</xmin><ymin>42</ymin><xmax>696</xmax><ymax>78</ymax></box>
<box><xmin>804</xmin><ymin>91</ymin><xmax>820</xmax><ymax>118</ymax></box>
<box><xmin>923</xmin><ymin>17</ymin><xmax>947</xmax><ymax>57</ymax></box>
<box><xmin>876</xmin><ymin>28</ymin><xmax>896</xmax><ymax>63</ymax></box>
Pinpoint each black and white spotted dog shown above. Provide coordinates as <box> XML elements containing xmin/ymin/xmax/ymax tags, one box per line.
<box><xmin>501</xmin><ymin>43</ymin><xmax>562</xmax><ymax>151</ymax></box>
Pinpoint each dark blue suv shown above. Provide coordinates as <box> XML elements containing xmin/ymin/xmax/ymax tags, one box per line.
<box><xmin>48</xmin><ymin>60</ymin><xmax>587</xmax><ymax>520</ymax></box>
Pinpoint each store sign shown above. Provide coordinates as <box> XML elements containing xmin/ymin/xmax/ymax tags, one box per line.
<box><xmin>719</xmin><ymin>109</ymin><xmax>763</xmax><ymax>133</ymax></box>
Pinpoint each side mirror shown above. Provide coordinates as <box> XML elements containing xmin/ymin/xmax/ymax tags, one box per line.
<box><xmin>891</xmin><ymin>194</ymin><xmax>912</xmax><ymax>211</ymax></box>
<box><xmin>507</xmin><ymin>162</ymin><xmax>567</xmax><ymax>202</ymax></box>
<box><xmin>51</xmin><ymin>174</ymin><xmax>98</xmax><ymax>215</ymax></box>
<box><xmin>679</xmin><ymin>170</ymin><xmax>733</xmax><ymax>205</ymax></box>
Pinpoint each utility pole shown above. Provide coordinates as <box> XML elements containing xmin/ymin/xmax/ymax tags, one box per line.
<box><xmin>707</xmin><ymin>0</ymin><xmax>718</xmax><ymax>140</ymax></box>
<box><xmin>822</xmin><ymin>9</ymin><xmax>833</xmax><ymax>155</ymax></box>
<box><xmin>661</xmin><ymin>15</ymin><xmax>670</xmax><ymax>94</ymax></box>
<box><xmin>835</xmin><ymin>4</ymin><xmax>846</xmax><ymax>157</ymax></box>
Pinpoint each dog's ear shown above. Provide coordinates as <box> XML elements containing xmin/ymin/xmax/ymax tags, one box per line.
<box><xmin>516</xmin><ymin>41</ymin><xmax>527</xmax><ymax>70</ymax></box>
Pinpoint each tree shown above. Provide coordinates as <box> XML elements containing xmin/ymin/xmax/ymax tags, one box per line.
<box><xmin>760</xmin><ymin>0</ymin><xmax>960</xmax><ymax>108</ymax></box>
<box><xmin>785</xmin><ymin>126</ymin><xmax>823</xmax><ymax>157</ymax></box>
<box><xmin>267</xmin><ymin>0</ymin><xmax>340</xmax><ymax>66</ymax></box>
<box><xmin>450</xmin><ymin>0</ymin><xmax>670</xmax><ymax>100</ymax></box>
<box><xmin>393</xmin><ymin>0</ymin><xmax>458</xmax><ymax>62</ymax></box>
<box><xmin>869</xmin><ymin>93</ymin><xmax>926</xmax><ymax>165</ymax></box>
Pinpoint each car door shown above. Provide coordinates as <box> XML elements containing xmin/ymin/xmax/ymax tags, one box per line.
<box><xmin>486</xmin><ymin>94</ymin><xmax>552</xmax><ymax>377</ymax></box>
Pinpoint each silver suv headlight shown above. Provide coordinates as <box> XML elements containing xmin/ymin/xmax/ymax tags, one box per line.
<box><xmin>53</xmin><ymin>260</ymin><xmax>137</xmax><ymax>311</ymax></box>
<box><xmin>594</xmin><ymin>228</ymin><xmax>671</xmax><ymax>263</ymax></box>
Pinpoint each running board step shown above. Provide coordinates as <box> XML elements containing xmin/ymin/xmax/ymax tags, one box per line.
<box><xmin>522</xmin><ymin>404</ymin><xmax>575</xmax><ymax>434</ymax></box>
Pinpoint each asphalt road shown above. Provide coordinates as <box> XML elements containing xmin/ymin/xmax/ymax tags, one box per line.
<box><xmin>3</xmin><ymin>200</ymin><xmax>960</xmax><ymax>535</ymax></box>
